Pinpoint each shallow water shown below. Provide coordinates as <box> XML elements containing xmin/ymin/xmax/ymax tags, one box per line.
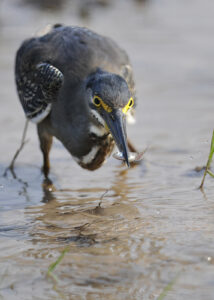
<box><xmin>1</xmin><ymin>0</ymin><xmax>214</xmax><ymax>299</ymax></box>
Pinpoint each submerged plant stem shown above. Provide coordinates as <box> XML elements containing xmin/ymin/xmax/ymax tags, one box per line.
<box><xmin>200</xmin><ymin>130</ymin><xmax>214</xmax><ymax>189</ymax></box>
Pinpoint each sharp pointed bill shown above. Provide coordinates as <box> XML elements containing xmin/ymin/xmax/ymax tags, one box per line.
<box><xmin>102</xmin><ymin>109</ymin><xmax>130</xmax><ymax>167</ymax></box>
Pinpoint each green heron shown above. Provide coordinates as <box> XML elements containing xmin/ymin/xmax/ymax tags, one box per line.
<box><xmin>15</xmin><ymin>24</ymin><xmax>137</xmax><ymax>178</ymax></box>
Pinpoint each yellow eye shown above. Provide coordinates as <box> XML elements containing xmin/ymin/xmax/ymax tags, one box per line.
<box><xmin>128</xmin><ymin>98</ymin><xmax>134</xmax><ymax>108</ymax></box>
<box><xmin>93</xmin><ymin>96</ymin><xmax>101</xmax><ymax>107</ymax></box>
<box><xmin>92</xmin><ymin>95</ymin><xmax>112</xmax><ymax>112</ymax></box>
<box><xmin>122</xmin><ymin>97</ymin><xmax>134</xmax><ymax>114</ymax></box>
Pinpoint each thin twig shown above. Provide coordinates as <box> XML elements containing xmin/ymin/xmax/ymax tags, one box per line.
<box><xmin>3</xmin><ymin>119</ymin><xmax>29</xmax><ymax>178</ymax></box>
<box><xmin>98</xmin><ymin>189</ymin><xmax>109</xmax><ymax>206</ymax></box>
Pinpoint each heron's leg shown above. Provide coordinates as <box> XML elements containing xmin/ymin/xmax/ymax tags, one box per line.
<box><xmin>37</xmin><ymin>123</ymin><xmax>53</xmax><ymax>178</ymax></box>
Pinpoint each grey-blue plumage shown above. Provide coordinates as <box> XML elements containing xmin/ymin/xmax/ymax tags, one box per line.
<box><xmin>15</xmin><ymin>24</ymin><xmax>136</xmax><ymax>176</ymax></box>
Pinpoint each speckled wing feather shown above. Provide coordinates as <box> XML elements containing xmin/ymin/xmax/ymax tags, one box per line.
<box><xmin>15</xmin><ymin>44</ymin><xmax>63</xmax><ymax>123</ymax></box>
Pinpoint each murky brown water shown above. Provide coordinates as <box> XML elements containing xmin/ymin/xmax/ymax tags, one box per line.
<box><xmin>1</xmin><ymin>0</ymin><xmax>214</xmax><ymax>299</ymax></box>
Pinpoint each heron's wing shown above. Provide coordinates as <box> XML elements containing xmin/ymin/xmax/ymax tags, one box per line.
<box><xmin>15</xmin><ymin>43</ymin><xmax>64</xmax><ymax>123</ymax></box>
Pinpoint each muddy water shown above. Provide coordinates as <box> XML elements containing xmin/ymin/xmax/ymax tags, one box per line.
<box><xmin>1</xmin><ymin>0</ymin><xmax>214</xmax><ymax>299</ymax></box>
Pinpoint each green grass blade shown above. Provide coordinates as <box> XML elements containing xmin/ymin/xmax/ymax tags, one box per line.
<box><xmin>205</xmin><ymin>130</ymin><xmax>214</xmax><ymax>172</ymax></box>
<box><xmin>157</xmin><ymin>273</ymin><xmax>179</xmax><ymax>300</ymax></box>
<box><xmin>207</xmin><ymin>170</ymin><xmax>214</xmax><ymax>178</ymax></box>
<box><xmin>200</xmin><ymin>130</ymin><xmax>214</xmax><ymax>189</ymax></box>
<box><xmin>210</xmin><ymin>130</ymin><xmax>214</xmax><ymax>155</ymax></box>
<box><xmin>47</xmin><ymin>247</ymin><xmax>69</xmax><ymax>275</ymax></box>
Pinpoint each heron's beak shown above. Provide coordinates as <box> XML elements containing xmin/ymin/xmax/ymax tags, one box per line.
<box><xmin>103</xmin><ymin>109</ymin><xmax>129</xmax><ymax>167</ymax></box>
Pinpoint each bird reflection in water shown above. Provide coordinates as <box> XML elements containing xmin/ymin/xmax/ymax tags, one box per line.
<box><xmin>26</xmin><ymin>165</ymin><xmax>140</xmax><ymax>249</ymax></box>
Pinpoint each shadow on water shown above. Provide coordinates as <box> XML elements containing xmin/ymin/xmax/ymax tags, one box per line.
<box><xmin>25</xmin><ymin>166</ymin><xmax>141</xmax><ymax>247</ymax></box>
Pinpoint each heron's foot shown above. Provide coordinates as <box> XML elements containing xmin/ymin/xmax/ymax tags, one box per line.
<box><xmin>42</xmin><ymin>177</ymin><xmax>56</xmax><ymax>203</ymax></box>
<box><xmin>42</xmin><ymin>177</ymin><xmax>56</xmax><ymax>192</ymax></box>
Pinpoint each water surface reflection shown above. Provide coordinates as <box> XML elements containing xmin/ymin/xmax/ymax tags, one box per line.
<box><xmin>1</xmin><ymin>0</ymin><xmax>214</xmax><ymax>298</ymax></box>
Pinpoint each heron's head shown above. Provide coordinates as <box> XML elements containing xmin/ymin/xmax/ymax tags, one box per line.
<box><xmin>86</xmin><ymin>71</ymin><xmax>134</xmax><ymax>166</ymax></box>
